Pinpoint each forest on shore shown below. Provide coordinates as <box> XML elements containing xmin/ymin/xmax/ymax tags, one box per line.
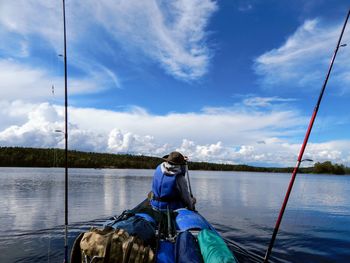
<box><xmin>0</xmin><ymin>147</ymin><xmax>349</xmax><ymax>174</ymax></box>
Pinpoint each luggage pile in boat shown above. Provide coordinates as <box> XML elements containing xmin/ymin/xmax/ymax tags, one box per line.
<box><xmin>70</xmin><ymin>199</ymin><xmax>238</xmax><ymax>263</ymax></box>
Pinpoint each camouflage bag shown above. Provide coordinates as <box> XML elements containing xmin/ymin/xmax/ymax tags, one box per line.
<box><xmin>122</xmin><ymin>236</ymin><xmax>155</xmax><ymax>263</ymax></box>
<box><xmin>70</xmin><ymin>227</ymin><xmax>155</xmax><ymax>263</ymax></box>
<box><xmin>80</xmin><ymin>227</ymin><xmax>128</xmax><ymax>263</ymax></box>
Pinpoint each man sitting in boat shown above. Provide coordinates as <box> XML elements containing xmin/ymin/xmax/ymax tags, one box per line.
<box><xmin>150</xmin><ymin>151</ymin><xmax>196</xmax><ymax>211</ymax></box>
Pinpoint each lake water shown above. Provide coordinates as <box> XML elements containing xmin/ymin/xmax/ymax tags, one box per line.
<box><xmin>0</xmin><ymin>167</ymin><xmax>349</xmax><ymax>263</ymax></box>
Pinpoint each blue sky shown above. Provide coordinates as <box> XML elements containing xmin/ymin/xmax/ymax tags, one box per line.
<box><xmin>0</xmin><ymin>0</ymin><xmax>350</xmax><ymax>166</ymax></box>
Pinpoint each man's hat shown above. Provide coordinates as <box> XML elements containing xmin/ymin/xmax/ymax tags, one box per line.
<box><xmin>162</xmin><ymin>151</ymin><xmax>187</xmax><ymax>165</ymax></box>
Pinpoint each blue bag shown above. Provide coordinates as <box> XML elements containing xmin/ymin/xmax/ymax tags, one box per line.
<box><xmin>105</xmin><ymin>214</ymin><xmax>156</xmax><ymax>247</ymax></box>
<box><xmin>175</xmin><ymin>209</ymin><xmax>212</xmax><ymax>231</ymax></box>
<box><xmin>175</xmin><ymin>231</ymin><xmax>203</xmax><ymax>263</ymax></box>
<box><xmin>157</xmin><ymin>241</ymin><xmax>175</xmax><ymax>263</ymax></box>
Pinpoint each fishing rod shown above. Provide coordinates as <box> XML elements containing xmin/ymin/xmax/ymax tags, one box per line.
<box><xmin>62</xmin><ymin>0</ymin><xmax>69</xmax><ymax>262</ymax></box>
<box><xmin>263</xmin><ymin>9</ymin><xmax>350</xmax><ymax>263</ymax></box>
<box><xmin>184</xmin><ymin>157</ymin><xmax>195</xmax><ymax>210</ymax></box>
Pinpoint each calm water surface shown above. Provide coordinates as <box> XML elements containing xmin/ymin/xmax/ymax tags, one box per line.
<box><xmin>0</xmin><ymin>167</ymin><xmax>349</xmax><ymax>262</ymax></box>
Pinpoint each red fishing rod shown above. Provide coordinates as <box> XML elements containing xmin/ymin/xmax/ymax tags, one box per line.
<box><xmin>263</xmin><ymin>9</ymin><xmax>350</xmax><ymax>263</ymax></box>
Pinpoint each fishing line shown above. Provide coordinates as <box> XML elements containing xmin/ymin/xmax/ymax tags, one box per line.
<box><xmin>185</xmin><ymin>159</ymin><xmax>196</xmax><ymax>210</ymax></box>
<box><xmin>291</xmin><ymin>48</ymin><xmax>345</xmax><ymax>242</ymax></box>
<box><xmin>47</xmin><ymin>232</ymin><xmax>52</xmax><ymax>263</ymax></box>
<box><xmin>263</xmin><ymin>9</ymin><xmax>350</xmax><ymax>262</ymax></box>
<box><xmin>288</xmin><ymin>159</ymin><xmax>314</xmax><ymax>233</ymax></box>
<box><xmin>295</xmin><ymin>50</ymin><xmax>333</xmax><ymax>232</ymax></box>
<box><xmin>290</xmin><ymin>177</ymin><xmax>306</xmax><ymax>233</ymax></box>
<box><xmin>223</xmin><ymin>237</ymin><xmax>264</xmax><ymax>263</ymax></box>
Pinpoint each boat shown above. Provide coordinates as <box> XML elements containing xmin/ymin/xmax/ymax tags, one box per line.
<box><xmin>70</xmin><ymin>198</ymin><xmax>239</xmax><ymax>263</ymax></box>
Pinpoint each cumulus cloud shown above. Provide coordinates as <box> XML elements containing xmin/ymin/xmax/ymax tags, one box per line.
<box><xmin>178</xmin><ymin>139</ymin><xmax>226</xmax><ymax>162</ymax></box>
<box><xmin>1</xmin><ymin>100</ymin><xmax>349</xmax><ymax>166</ymax></box>
<box><xmin>66</xmin><ymin>103</ymin><xmax>307</xmax><ymax>148</ymax></box>
<box><xmin>254</xmin><ymin>19</ymin><xmax>350</xmax><ymax>92</ymax></box>
<box><xmin>0</xmin><ymin>103</ymin><xmax>62</xmax><ymax>148</ymax></box>
<box><xmin>108</xmin><ymin>129</ymin><xmax>169</xmax><ymax>155</ymax></box>
<box><xmin>0</xmin><ymin>102</ymin><xmax>107</xmax><ymax>151</ymax></box>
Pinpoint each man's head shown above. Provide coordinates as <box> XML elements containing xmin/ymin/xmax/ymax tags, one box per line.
<box><xmin>162</xmin><ymin>151</ymin><xmax>187</xmax><ymax>165</ymax></box>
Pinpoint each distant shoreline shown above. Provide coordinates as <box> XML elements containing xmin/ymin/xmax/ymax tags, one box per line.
<box><xmin>0</xmin><ymin>147</ymin><xmax>348</xmax><ymax>175</ymax></box>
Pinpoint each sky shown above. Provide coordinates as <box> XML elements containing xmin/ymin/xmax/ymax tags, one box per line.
<box><xmin>0</xmin><ymin>0</ymin><xmax>350</xmax><ymax>167</ymax></box>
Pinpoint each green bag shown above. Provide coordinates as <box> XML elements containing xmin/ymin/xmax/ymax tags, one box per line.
<box><xmin>197</xmin><ymin>229</ymin><xmax>237</xmax><ymax>263</ymax></box>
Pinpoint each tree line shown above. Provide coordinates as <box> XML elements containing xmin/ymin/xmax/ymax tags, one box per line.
<box><xmin>0</xmin><ymin>147</ymin><xmax>348</xmax><ymax>174</ymax></box>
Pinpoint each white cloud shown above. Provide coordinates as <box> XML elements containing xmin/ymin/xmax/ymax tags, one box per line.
<box><xmin>254</xmin><ymin>19</ymin><xmax>350</xmax><ymax>92</ymax></box>
<box><xmin>0</xmin><ymin>103</ymin><xmax>62</xmax><ymax>148</ymax></box>
<box><xmin>1</xmin><ymin>100</ymin><xmax>349</xmax><ymax>166</ymax></box>
<box><xmin>0</xmin><ymin>101</ymin><xmax>34</xmax><ymax>130</ymax></box>
<box><xmin>67</xmin><ymin>104</ymin><xmax>306</xmax><ymax>147</ymax></box>
<box><xmin>83</xmin><ymin>0</ymin><xmax>218</xmax><ymax>80</ymax></box>
<box><xmin>0</xmin><ymin>102</ymin><xmax>107</xmax><ymax>151</ymax></box>
<box><xmin>178</xmin><ymin>139</ymin><xmax>226</xmax><ymax>162</ymax></box>
<box><xmin>108</xmin><ymin>129</ymin><xmax>169</xmax><ymax>155</ymax></box>
<box><xmin>0</xmin><ymin>1</ymin><xmax>63</xmax><ymax>49</ymax></box>
<box><xmin>242</xmin><ymin>96</ymin><xmax>296</xmax><ymax>107</ymax></box>
<box><xmin>306</xmin><ymin>141</ymin><xmax>350</xmax><ymax>164</ymax></box>
<box><xmin>0</xmin><ymin>59</ymin><xmax>115</xmax><ymax>101</ymax></box>
<box><xmin>69</xmin><ymin>128</ymin><xmax>108</xmax><ymax>153</ymax></box>
<box><xmin>0</xmin><ymin>0</ymin><xmax>217</xmax><ymax>81</ymax></box>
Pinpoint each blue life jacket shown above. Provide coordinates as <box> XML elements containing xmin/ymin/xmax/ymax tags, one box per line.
<box><xmin>151</xmin><ymin>164</ymin><xmax>185</xmax><ymax>210</ymax></box>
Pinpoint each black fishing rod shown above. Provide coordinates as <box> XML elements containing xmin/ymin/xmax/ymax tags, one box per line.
<box><xmin>184</xmin><ymin>157</ymin><xmax>195</xmax><ymax>210</ymax></box>
<box><xmin>263</xmin><ymin>9</ymin><xmax>350</xmax><ymax>263</ymax></box>
<box><xmin>62</xmin><ymin>0</ymin><xmax>69</xmax><ymax>262</ymax></box>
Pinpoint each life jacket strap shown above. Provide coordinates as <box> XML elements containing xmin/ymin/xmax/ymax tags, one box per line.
<box><xmin>151</xmin><ymin>192</ymin><xmax>178</xmax><ymax>202</ymax></box>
